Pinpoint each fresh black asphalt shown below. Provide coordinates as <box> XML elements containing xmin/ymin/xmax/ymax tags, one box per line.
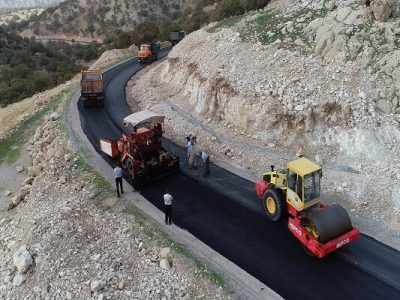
<box><xmin>78</xmin><ymin>49</ymin><xmax>400</xmax><ymax>299</ymax></box>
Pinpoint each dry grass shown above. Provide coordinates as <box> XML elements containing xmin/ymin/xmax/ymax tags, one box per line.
<box><xmin>0</xmin><ymin>77</ymin><xmax>79</xmax><ymax>137</ymax></box>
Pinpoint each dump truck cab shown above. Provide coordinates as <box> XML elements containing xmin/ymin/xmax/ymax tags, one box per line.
<box><xmin>138</xmin><ymin>43</ymin><xmax>161</xmax><ymax>63</ymax></box>
<box><xmin>80</xmin><ymin>70</ymin><xmax>104</xmax><ymax>107</ymax></box>
<box><xmin>170</xmin><ymin>30</ymin><xmax>186</xmax><ymax>46</ymax></box>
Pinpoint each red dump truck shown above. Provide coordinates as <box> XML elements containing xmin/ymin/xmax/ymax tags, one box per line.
<box><xmin>80</xmin><ymin>70</ymin><xmax>104</xmax><ymax>107</ymax></box>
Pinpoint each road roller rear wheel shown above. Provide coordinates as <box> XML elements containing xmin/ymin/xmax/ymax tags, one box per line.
<box><xmin>263</xmin><ymin>188</ymin><xmax>285</xmax><ymax>221</ymax></box>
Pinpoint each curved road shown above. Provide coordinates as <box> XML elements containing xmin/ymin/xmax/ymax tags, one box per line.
<box><xmin>78</xmin><ymin>49</ymin><xmax>400</xmax><ymax>299</ymax></box>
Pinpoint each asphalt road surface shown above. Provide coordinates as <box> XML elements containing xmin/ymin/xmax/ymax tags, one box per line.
<box><xmin>78</xmin><ymin>49</ymin><xmax>400</xmax><ymax>299</ymax></box>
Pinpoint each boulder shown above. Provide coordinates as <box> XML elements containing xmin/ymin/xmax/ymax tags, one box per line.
<box><xmin>91</xmin><ymin>280</ymin><xmax>106</xmax><ymax>292</ymax></box>
<box><xmin>23</xmin><ymin>177</ymin><xmax>34</xmax><ymax>186</ymax></box>
<box><xmin>376</xmin><ymin>99</ymin><xmax>392</xmax><ymax>113</ymax></box>
<box><xmin>11</xmin><ymin>195</ymin><xmax>21</xmax><ymax>206</ymax></box>
<box><xmin>19</xmin><ymin>185</ymin><xmax>31</xmax><ymax>200</ymax></box>
<box><xmin>16</xmin><ymin>165</ymin><xmax>24</xmax><ymax>173</ymax></box>
<box><xmin>295</xmin><ymin>104</ymin><xmax>304</xmax><ymax>111</ymax></box>
<box><xmin>160</xmin><ymin>259</ymin><xmax>171</xmax><ymax>270</ymax></box>
<box><xmin>371</xmin><ymin>0</ymin><xmax>393</xmax><ymax>22</ymax></box>
<box><xmin>118</xmin><ymin>280</ymin><xmax>126</xmax><ymax>290</ymax></box>
<box><xmin>390</xmin><ymin>0</ymin><xmax>400</xmax><ymax>17</ymax></box>
<box><xmin>13</xmin><ymin>245</ymin><xmax>33</xmax><ymax>274</ymax></box>
<box><xmin>159</xmin><ymin>247</ymin><xmax>171</xmax><ymax>259</ymax></box>
<box><xmin>4</xmin><ymin>190</ymin><xmax>11</xmax><ymax>196</ymax></box>
<box><xmin>50</xmin><ymin>112</ymin><xmax>60</xmax><ymax>121</ymax></box>
<box><xmin>12</xmin><ymin>274</ymin><xmax>27</xmax><ymax>287</ymax></box>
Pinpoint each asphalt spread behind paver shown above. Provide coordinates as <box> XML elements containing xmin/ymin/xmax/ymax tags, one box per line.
<box><xmin>77</xmin><ymin>51</ymin><xmax>400</xmax><ymax>300</ymax></box>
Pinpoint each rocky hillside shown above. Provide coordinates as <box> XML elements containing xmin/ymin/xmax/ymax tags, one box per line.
<box><xmin>0</xmin><ymin>0</ymin><xmax>62</xmax><ymax>9</ymax></box>
<box><xmin>157</xmin><ymin>0</ymin><xmax>400</xmax><ymax>161</ymax></box>
<box><xmin>125</xmin><ymin>0</ymin><xmax>400</xmax><ymax>246</ymax></box>
<box><xmin>21</xmin><ymin>0</ymin><xmax>197</xmax><ymax>39</ymax></box>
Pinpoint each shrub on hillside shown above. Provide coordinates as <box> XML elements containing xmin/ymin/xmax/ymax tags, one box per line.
<box><xmin>0</xmin><ymin>29</ymin><xmax>85</xmax><ymax>108</ymax></box>
<box><xmin>133</xmin><ymin>21</ymin><xmax>160</xmax><ymax>45</ymax></box>
<box><xmin>217</xmin><ymin>0</ymin><xmax>245</xmax><ymax>20</ymax></box>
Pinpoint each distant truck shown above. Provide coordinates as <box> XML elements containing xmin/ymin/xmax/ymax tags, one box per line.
<box><xmin>170</xmin><ymin>31</ymin><xmax>186</xmax><ymax>46</ymax></box>
<box><xmin>80</xmin><ymin>70</ymin><xmax>104</xmax><ymax>107</ymax></box>
<box><xmin>138</xmin><ymin>42</ymin><xmax>161</xmax><ymax>63</ymax></box>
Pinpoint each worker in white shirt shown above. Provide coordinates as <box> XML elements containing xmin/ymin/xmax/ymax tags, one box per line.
<box><xmin>113</xmin><ymin>162</ymin><xmax>124</xmax><ymax>197</ymax></box>
<box><xmin>163</xmin><ymin>189</ymin><xmax>173</xmax><ymax>225</ymax></box>
<box><xmin>199</xmin><ymin>151</ymin><xmax>210</xmax><ymax>177</ymax></box>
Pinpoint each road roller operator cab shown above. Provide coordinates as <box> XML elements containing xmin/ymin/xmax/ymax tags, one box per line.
<box><xmin>257</xmin><ymin>157</ymin><xmax>321</xmax><ymax>213</ymax></box>
<box><xmin>286</xmin><ymin>157</ymin><xmax>322</xmax><ymax>212</ymax></box>
<box><xmin>255</xmin><ymin>157</ymin><xmax>360</xmax><ymax>258</ymax></box>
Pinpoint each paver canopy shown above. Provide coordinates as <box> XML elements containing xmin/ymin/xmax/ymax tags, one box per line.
<box><xmin>123</xmin><ymin>110</ymin><xmax>165</xmax><ymax>127</ymax></box>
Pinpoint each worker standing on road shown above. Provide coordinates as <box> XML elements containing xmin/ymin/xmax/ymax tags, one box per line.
<box><xmin>185</xmin><ymin>136</ymin><xmax>194</xmax><ymax>168</ymax></box>
<box><xmin>163</xmin><ymin>189</ymin><xmax>173</xmax><ymax>225</ymax></box>
<box><xmin>199</xmin><ymin>151</ymin><xmax>210</xmax><ymax>177</ymax></box>
<box><xmin>114</xmin><ymin>163</ymin><xmax>124</xmax><ymax>197</ymax></box>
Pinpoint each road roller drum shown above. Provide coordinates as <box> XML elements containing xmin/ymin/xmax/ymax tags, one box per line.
<box><xmin>304</xmin><ymin>204</ymin><xmax>353</xmax><ymax>244</ymax></box>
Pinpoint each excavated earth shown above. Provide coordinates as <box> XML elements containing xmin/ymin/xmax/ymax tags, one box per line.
<box><xmin>126</xmin><ymin>0</ymin><xmax>400</xmax><ymax>249</ymax></box>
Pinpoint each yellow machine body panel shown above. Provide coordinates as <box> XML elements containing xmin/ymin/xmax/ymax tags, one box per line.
<box><xmin>261</xmin><ymin>169</ymin><xmax>287</xmax><ymax>189</ymax></box>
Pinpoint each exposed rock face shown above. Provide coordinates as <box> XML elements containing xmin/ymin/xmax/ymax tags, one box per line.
<box><xmin>371</xmin><ymin>0</ymin><xmax>393</xmax><ymax>21</ymax></box>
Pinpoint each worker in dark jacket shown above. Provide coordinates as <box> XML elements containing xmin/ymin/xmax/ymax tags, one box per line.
<box><xmin>114</xmin><ymin>163</ymin><xmax>124</xmax><ymax>197</ymax></box>
<box><xmin>199</xmin><ymin>151</ymin><xmax>210</xmax><ymax>177</ymax></box>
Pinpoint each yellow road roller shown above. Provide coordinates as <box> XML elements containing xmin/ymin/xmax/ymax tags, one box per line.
<box><xmin>255</xmin><ymin>157</ymin><xmax>360</xmax><ymax>258</ymax></box>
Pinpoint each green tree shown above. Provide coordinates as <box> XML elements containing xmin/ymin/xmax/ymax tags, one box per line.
<box><xmin>133</xmin><ymin>21</ymin><xmax>160</xmax><ymax>45</ymax></box>
<box><xmin>0</xmin><ymin>66</ymin><xmax>15</xmax><ymax>86</ymax></box>
<box><xmin>245</xmin><ymin>0</ymin><xmax>268</xmax><ymax>11</ymax></box>
<box><xmin>217</xmin><ymin>0</ymin><xmax>245</xmax><ymax>20</ymax></box>
<box><xmin>33</xmin><ymin>70</ymin><xmax>53</xmax><ymax>92</ymax></box>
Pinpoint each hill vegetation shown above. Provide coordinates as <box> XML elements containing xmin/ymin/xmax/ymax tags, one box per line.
<box><xmin>18</xmin><ymin>0</ymin><xmax>197</xmax><ymax>39</ymax></box>
<box><xmin>0</xmin><ymin>0</ymin><xmax>62</xmax><ymax>9</ymax></box>
<box><xmin>0</xmin><ymin>27</ymin><xmax>101</xmax><ymax>107</ymax></box>
<box><xmin>107</xmin><ymin>0</ymin><xmax>270</xmax><ymax>48</ymax></box>
<box><xmin>0</xmin><ymin>8</ymin><xmax>44</xmax><ymax>25</ymax></box>
<box><xmin>0</xmin><ymin>0</ymin><xmax>270</xmax><ymax>108</ymax></box>
<box><xmin>17</xmin><ymin>0</ymin><xmax>269</xmax><ymax>41</ymax></box>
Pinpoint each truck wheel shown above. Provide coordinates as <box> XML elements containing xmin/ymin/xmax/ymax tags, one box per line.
<box><xmin>263</xmin><ymin>188</ymin><xmax>285</xmax><ymax>221</ymax></box>
<box><xmin>126</xmin><ymin>158</ymin><xmax>135</xmax><ymax>176</ymax></box>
